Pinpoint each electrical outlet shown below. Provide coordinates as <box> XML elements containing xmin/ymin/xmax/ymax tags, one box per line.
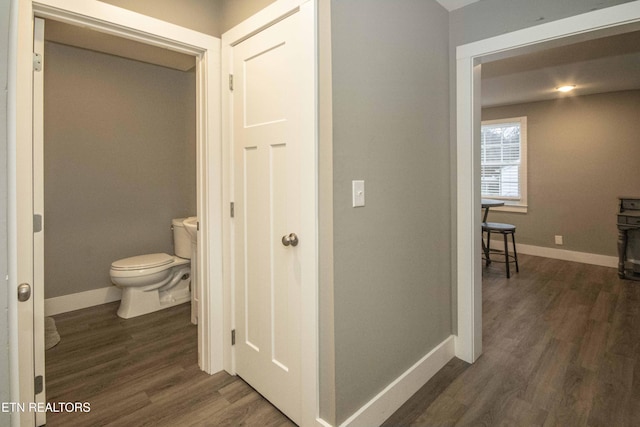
<box><xmin>555</xmin><ymin>235</ymin><xmax>563</xmax><ymax>245</ymax></box>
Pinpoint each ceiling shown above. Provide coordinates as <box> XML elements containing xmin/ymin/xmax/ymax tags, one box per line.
<box><xmin>45</xmin><ymin>19</ymin><xmax>195</xmax><ymax>72</ymax></box>
<box><xmin>481</xmin><ymin>29</ymin><xmax>640</xmax><ymax>107</ymax></box>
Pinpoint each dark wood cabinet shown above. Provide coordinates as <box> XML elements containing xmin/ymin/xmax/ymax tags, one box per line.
<box><xmin>617</xmin><ymin>197</ymin><xmax>640</xmax><ymax>280</ymax></box>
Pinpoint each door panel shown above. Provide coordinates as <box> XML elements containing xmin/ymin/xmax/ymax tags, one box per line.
<box><xmin>244</xmin><ymin>43</ymin><xmax>287</xmax><ymax>127</ymax></box>
<box><xmin>232</xmin><ymin>10</ymin><xmax>304</xmax><ymax>424</ymax></box>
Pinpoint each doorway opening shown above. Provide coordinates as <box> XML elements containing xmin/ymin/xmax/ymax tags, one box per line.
<box><xmin>11</xmin><ymin>2</ymin><xmax>222</xmax><ymax>425</ymax></box>
<box><xmin>40</xmin><ymin>20</ymin><xmax>198</xmax><ymax>320</ymax></box>
<box><xmin>455</xmin><ymin>2</ymin><xmax>640</xmax><ymax>363</ymax></box>
<box><xmin>39</xmin><ymin>16</ymin><xmax>199</xmax><ymax>423</ymax></box>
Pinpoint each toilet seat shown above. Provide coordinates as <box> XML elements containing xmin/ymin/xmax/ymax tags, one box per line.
<box><xmin>111</xmin><ymin>253</ymin><xmax>173</xmax><ymax>271</ymax></box>
<box><xmin>110</xmin><ymin>253</ymin><xmax>189</xmax><ymax>279</ymax></box>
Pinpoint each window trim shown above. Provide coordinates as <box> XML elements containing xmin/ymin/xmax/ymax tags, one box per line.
<box><xmin>481</xmin><ymin>116</ymin><xmax>528</xmax><ymax>214</ymax></box>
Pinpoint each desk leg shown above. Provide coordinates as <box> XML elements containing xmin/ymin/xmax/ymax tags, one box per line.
<box><xmin>618</xmin><ymin>228</ymin><xmax>628</xmax><ymax>279</ymax></box>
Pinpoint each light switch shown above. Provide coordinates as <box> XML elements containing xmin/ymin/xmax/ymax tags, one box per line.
<box><xmin>352</xmin><ymin>180</ymin><xmax>365</xmax><ymax>207</ymax></box>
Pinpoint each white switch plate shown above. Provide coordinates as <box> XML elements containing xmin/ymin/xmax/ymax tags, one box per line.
<box><xmin>555</xmin><ymin>235</ymin><xmax>563</xmax><ymax>245</ymax></box>
<box><xmin>352</xmin><ymin>180</ymin><xmax>365</xmax><ymax>207</ymax></box>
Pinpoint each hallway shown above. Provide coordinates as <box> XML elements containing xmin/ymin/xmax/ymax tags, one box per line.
<box><xmin>385</xmin><ymin>255</ymin><xmax>640</xmax><ymax>426</ymax></box>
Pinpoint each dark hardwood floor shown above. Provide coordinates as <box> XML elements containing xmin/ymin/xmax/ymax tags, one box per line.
<box><xmin>384</xmin><ymin>254</ymin><xmax>640</xmax><ymax>426</ymax></box>
<box><xmin>46</xmin><ymin>301</ymin><xmax>294</xmax><ymax>426</ymax></box>
<box><xmin>47</xmin><ymin>254</ymin><xmax>640</xmax><ymax>426</ymax></box>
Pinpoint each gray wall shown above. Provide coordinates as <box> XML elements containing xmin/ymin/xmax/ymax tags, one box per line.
<box><xmin>219</xmin><ymin>0</ymin><xmax>277</xmax><ymax>33</ymax></box>
<box><xmin>1</xmin><ymin>0</ymin><xmax>11</xmax><ymax>423</ymax></box>
<box><xmin>483</xmin><ymin>90</ymin><xmax>640</xmax><ymax>256</ymax></box>
<box><xmin>44</xmin><ymin>41</ymin><xmax>196</xmax><ymax>298</ymax></box>
<box><xmin>100</xmin><ymin>0</ymin><xmax>222</xmax><ymax>37</ymax></box>
<box><xmin>331</xmin><ymin>0</ymin><xmax>451</xmax><ymax>423</ymax></box>
<box><xmin>101</xmin><ymin>0</ymin><xmax>278</xmax><ymax>37</ymax></box>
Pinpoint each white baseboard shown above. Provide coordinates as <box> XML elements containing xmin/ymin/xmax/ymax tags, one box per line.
<box><xmin>339</xmin><ymin>335</ymin><xmax>456</xmax><ymax>427</ymax></box>
<box><xmin>45</xmin><ymin>286</ymin><xmax>122</xmax><ymax>316</ymax></box>
<box><xmin>316</xmin><ymin>418</ymin><xmax>333</xmax><ymax>427</ymax></box>
<box><xmin>517</xmin><ymin>244</ymin><xmax>617</xmax><ymax>268</ymax></box>
<box><xmin>485</xmin><ymin>240</ymin><xmax>617</xmax><ymax>268</ymax></box>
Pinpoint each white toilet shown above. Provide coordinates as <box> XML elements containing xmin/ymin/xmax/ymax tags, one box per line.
<box><xmin>110</xmin><ymin>217</ymin><xmax>194</xmax><ymax>319</ymax></box>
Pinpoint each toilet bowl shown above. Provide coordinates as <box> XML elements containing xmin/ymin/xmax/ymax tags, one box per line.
<box><xmin>110</xmin><ymin>218</ymin><xmax>193</xmax><ymax>319</ymax></box>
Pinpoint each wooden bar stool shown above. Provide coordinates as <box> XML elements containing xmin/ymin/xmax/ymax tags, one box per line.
<box><xmin>482</xmin><ymin>222</ymin><xmax>519</xmax><ymax>278</ymax></box>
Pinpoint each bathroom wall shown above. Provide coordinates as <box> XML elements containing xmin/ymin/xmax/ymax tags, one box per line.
<box><xmin>44</xmin><ymin>41</ymin><xmax>196</xmax><ymax>299</ymax></box>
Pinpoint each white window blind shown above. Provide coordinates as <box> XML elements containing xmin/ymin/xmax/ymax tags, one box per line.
<box><xmin>481</xmin><ymin>117</ymin><xmax>527</xmax><ymax>209</ymax></box>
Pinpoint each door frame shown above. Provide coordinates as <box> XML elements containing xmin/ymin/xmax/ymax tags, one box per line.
<box><xmin>10</xmin><ymin>0</ymin><xmax>222</xmax><ymax>423</ymax></box>
<box><xmin>32</xmin><ymin>17</ymin><xmax>45</xmax><ymax>426</ymax></box>
<box><xmin>221</xmin><ymin>0</ymin><xmax>319</xmax><ymax>425</ymax></box>
<box><xmin>455</xmin><ymin>1</ymin><xmax>640</xmax><ymax>363</ymax></box>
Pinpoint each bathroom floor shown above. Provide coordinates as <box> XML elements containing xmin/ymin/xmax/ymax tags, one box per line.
<box><xmin>45</xmin><ymin>301</ymin><xmax>295</xmax><ymax>426</ymax></box>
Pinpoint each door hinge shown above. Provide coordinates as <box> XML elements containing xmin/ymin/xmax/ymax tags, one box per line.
<box><xmin>34</xmin><ymin>375</ymin><xmax>43</xmax><ymax>395</ymax></box>
<box><xmin>33</xmin><ymin>53</ymin><xmax>42</xmax><ymax>72</ymax></box>
<box><xmin>231</xmin><ymin>329</ymin><xmax>236</xmax><ymax>346</ymax></box>
<box><xmin>229</xmin><ymin>74</ymin><xmax>234</xmax><ymax>91</ymax></box>
<box><xmin>230</xmin><ymin>202</ymin><xmax>235</xmax><ymax>218</ymax></box>
<box><xmin>34</xmin><ymin>214</ymin><xmax>43</xmax><ymax>233</ymax></box>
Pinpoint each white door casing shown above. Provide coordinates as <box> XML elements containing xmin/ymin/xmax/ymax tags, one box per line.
<box><xmin>12</xmin><ymin>2</ymin><xmax>222</xmax><ymax>425</ymax></box>
<box><xmin>455</xmin><ymin>2</ymin><xmax>640</xmax><ymax>363</ymax></box>
<box><xmin>222</xmin><ymin>0</ymin><xmax>318</xmax><ymax>425</ymax></box>
<box><xmin>10</xmin><ymin>0</ymin><xmax>37</xmax><ymax>425</ymax></box>
<box><xmin>33</xmin><ymin>17</ymin><xmax>46</xmax><ymax>427</ymax></box>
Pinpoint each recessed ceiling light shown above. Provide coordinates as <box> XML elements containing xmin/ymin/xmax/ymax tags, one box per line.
<box><xmin>556</xmin><ymin>85</ymin><xmax>576</xmax><ymax>93</ymax></box>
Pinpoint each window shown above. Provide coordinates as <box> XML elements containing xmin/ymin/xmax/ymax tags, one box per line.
<box><xmin>481</xmin><ymin>117</ymin><xmax>527</xmax><ymax>213</ymax></box>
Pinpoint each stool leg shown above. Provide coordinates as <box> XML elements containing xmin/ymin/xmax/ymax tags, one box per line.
<box><xmin>504</xmin><ymin>232</ymin><xmax>510</xmax><ymax>278</ymax></box>
<box><xmin>486</xmin><ymin>231</ymin><xmax>492</xmax><ymax>266</ymax></box>
<box><xmin>511</xmin><ymin>231</ymin><xmax>519</xmax><ymax>273</ymax></box>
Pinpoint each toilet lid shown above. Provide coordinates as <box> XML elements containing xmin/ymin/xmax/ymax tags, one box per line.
<box><xmin>111</xmin><ymin>253</ymin><xmax>174</xmax><ymax>271</ymax></box>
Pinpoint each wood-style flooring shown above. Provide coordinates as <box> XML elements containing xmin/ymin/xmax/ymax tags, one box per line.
<box><xmin>47</xmin><ymin>254</ymin><xmax>640</xmax><ymax>426</ymax></box>
<box><xmin>384</xmin><ymin>254</ymin><xmax>640</xmax><ymax>426</ymax></box>
<box><xmin>46</xmin><ymin>302</ymin><xmax>294</xmax><ymax>426</ymax></box>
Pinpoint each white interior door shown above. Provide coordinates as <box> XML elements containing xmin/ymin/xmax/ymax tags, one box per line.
<box><xmin>232</xmin><ymin>9</ymin><xmax>310</xmax><ymax>424</ymax></box>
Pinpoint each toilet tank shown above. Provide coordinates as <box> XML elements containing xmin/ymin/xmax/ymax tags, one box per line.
<box><xmin>172</xmin><ymin>217</ymin><xmax>191</xmax><ymax>259</ymax></box>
